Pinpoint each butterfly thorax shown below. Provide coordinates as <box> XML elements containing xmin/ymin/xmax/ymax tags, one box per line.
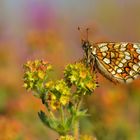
<box><xmin>81</xmin><ymin>40</ymin><xmax>97</xmax><ymax>66</ymax></box>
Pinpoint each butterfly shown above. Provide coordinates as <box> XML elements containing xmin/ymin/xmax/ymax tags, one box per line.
<box><xmin>80</xmin><ymin>28</ymin><xmax>140</xmax><ymax>84</ymax></box>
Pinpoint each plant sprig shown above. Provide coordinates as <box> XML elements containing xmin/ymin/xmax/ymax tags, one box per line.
<box><xmin>23</xmin><ymin>60</ymin><xmax>97</xmax><ymax>139</ymax></box>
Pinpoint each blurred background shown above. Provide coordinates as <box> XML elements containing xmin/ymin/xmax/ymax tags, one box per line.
<box><xmin>1</xmin><ymin>0</ymin><xmax>140</xmax><ymax>139</ymax></box>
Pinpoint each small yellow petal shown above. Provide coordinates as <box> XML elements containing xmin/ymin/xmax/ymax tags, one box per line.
<box><xmin>38</xmin><ymin>71</ymin><xmax>45</xmax><ymax>79</ymax></box>
<box><xmin>51</xmin><ymin>94</ymin><xmax>56</xmax><ymax>100</ymax></box>
<box><xmin>86</xmin><ymin>82</ymin><xmax>93</xmax><ymax>89</ymax></box>
<box><xmin>80</xmin><ymin>71</ymin><xmax>87</xmax><ymax>79</ymax></box>
<box><xmin>60</xmin><ymin>96</ymin><xmax>69</xmax><ymax>105</ymax></box>
<box><xmin>45</xmin><ymin>81</ymin><xmax>54</xmax><ymax>88</ymax></box>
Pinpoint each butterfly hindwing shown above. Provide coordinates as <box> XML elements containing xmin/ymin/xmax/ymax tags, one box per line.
<box><xmin>94</xmin><ymin>42</ymin><xmax>140</xmax><ymax>83</ymax></box>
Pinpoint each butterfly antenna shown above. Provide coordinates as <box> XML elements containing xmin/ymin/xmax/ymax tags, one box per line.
<box><xmin>78</xmin><ymin>26</ymin><xmax>84</xmax><ymax>41</ymax></box>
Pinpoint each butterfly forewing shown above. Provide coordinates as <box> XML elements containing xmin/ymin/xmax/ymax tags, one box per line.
<box><xmin>94</xmin><ymin>42</ymin><xmax>140</xmax><ymax>83</ymax></box>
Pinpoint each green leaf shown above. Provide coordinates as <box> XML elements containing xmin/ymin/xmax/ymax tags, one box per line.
<box><xmin>38</xmin><ymin>111</ymin><xmax>71</xmax><ymax>135</ymax></box>
<box><xmin>38</xmin><ymin>111</ymin><xmax>58</xmax><ymax>131</ymax></box>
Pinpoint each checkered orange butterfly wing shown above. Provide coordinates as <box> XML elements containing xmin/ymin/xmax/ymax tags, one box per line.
<box><xmin>94</xmin><ymin>42</ymin><xmax>140</xmax><ymax>83</ymax></box>
<box><xmin>79</xmin><ymin>27</ymin><xmax>140</xmax><ymax>83</ymax></box>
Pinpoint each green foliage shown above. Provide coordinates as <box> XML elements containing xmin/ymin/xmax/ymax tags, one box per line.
<box><xmin>23</xmin><ymin>60</ymin><xmax>97</xmax><ymax>139</ymax></box>
<box><xmin>38</xmin><ymin>110</ymin><xmax>72</xmax><ymax>135</ymax></box>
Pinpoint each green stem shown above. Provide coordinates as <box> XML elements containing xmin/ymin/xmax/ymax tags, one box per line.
<box><xmin>60</xmin><ymin>105</ymin><xmax>65</xmax><ymax>124</ymax></box>
<box><xmin>77</xmin><ymin>95</ymin><xmax>84</xmax><ymax>110</ymax></box>
<box><xmin>74</xmin><ymin>120</ymin><xmax>79</xmax><ymax>140</ymax></box>
<box><xmin>74</xmin><ymin>95</ymin><xmax>84</xmax><ymax>140</ymax></box>
<box><xmin>59</xmin><ymin>105</ymin><xmax>67</xmax><ymax>136</ymax></box>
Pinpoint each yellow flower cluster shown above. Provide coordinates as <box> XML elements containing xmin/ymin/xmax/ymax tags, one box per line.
<box><xmin>23</xmin><ymin>60</ymin><xmax>52</xmax><ymax>91</ymax></box>
<box><xmin>64</xmin><ymin>63</ymin><xmax>97</xmax><ymax>95</ymax></box>
<box><xmin>46</xmin><ymin>80</ymin><xmax>71</xmax><ymax>110</ymax></box>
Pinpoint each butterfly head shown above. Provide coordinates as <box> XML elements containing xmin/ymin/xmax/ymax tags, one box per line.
<box><xmin>78</xmin><ymin>27</ymin><xmax>95</xmax><ymax>65</ymax></box>
<box><xmin>82</xmin><ymin>40</ymin><xmax>91</xmax><ymax>55</ymax></box>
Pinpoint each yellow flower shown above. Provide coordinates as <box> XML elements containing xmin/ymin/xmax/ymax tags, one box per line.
<box><xmin>86</xmin><ymin>82</ymin><xmax>94</xmax><ymax>89</ymax></box>
<box><xmin>80</xmin><ymin>71</ymin><xmax>87</xmax><ymax>79</ymax></box>
<box><xmin>50</xmin><ymin>100</ymin><xmax>60</xmax><ymax>110</ymax></box>
<box><xmin>51</xmin><ymin>94</ymin><xmax>56</xmax><ymax>100</ymax></box>
<box><xmin>62</xmin><ymin>89</ymin><xmax>70</xmax><ymax>96</ymax></box>
<box><xmin>45</xmin><ymin>81</ymin><xmax>54</xmax><ymax>88</ymax></box>
<box><xmin>38</xmin><ymin>71</ymin><xmax>45</xmax><ymax>79</ymax></box>
<box><xmin>55</xmin><ymin>84</ymin><xmax>61</xmax><ymax>91</ymax></box>
<box><xmin>60</xmin><ymin>96</ymin><xmax>69</xmax><ymax>106</ymax></box>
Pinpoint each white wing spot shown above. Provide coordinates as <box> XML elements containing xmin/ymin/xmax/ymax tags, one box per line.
<box><xmin>138</xmin><ymin>55</ymin><xmax>140</xmax><ymax>60</ymax></box>
<box><xmin>118</xmin><ymin>63</ymin><xmax>123</xmax><ymax>67</ymax></box>
<box><xmin>124</xmin><ymin>52</ymin><xmax>130</xmax><ymax>56</ymax></box>
<box><xmin>90</xmin><ymin>46</ymin><xmax>93</xmax><ymax>49</ymax></box>
<box><xmin>122</xmin><ymin>59</ymin><xmax>127</xmax><ymax>63</ymax></box>
<box><xmin>103</xmin><ymin>58</ymin><xmax>110</xmax><ymax>64</ymax></box>
<box><xmin>98</xmin><ymin>43</ymin><xmax>107</xmax><ymax>48</ymax></box>
<box><xmin>117</xmin><ymin>68</ymin><xmax>122</xmax><ymax>73</ymax></box>
<box><xmin>102</xmin><ymin>52</ymin><xmax>106</xmax><ymax>57</ymax></box>
<box><xmin>120</xmin><ymin>47</ymin><xmax>126</xmax><ymax>51</ymax></box>
<box><xmin>133</xmin><ymin>64</ymin><xmax>139</xmax><ymax>72</ymax></box>
<box><xmin>121</xmin><ymin>43</ymin><xmax>128</xmax><ymax>48</ymax></box>
<box><xmin>125</xmin><ymin>55</ymin><xmax>131</xmax><ymax>60</ymax></box>
<box><xmin>133</xmin><ymin>44</ymin><xmax>139</xmax><ymax>49</ymax></box>
<box><xmin>111</xmin><ymin>70</ymin><xmax>116</xmax><ymax>75</ymax></box>
<box><xmin>136</xmin><ymin>48</ymin><xmax>140</xmax><ymax>54</ymax></box>
<box><xmin>100</xmin><ymin>46</ymin><xmax>108</xmax><ymax>52</ymax></box>
<box><xmin>130</xmin><ymin>70</ymin><xmax>135</xmax><ymax>76</ymax></box>
<box><xmin>92</xmin><ymin>48</ymin><xmax>96</xmax><ymax>55</ymax></box>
